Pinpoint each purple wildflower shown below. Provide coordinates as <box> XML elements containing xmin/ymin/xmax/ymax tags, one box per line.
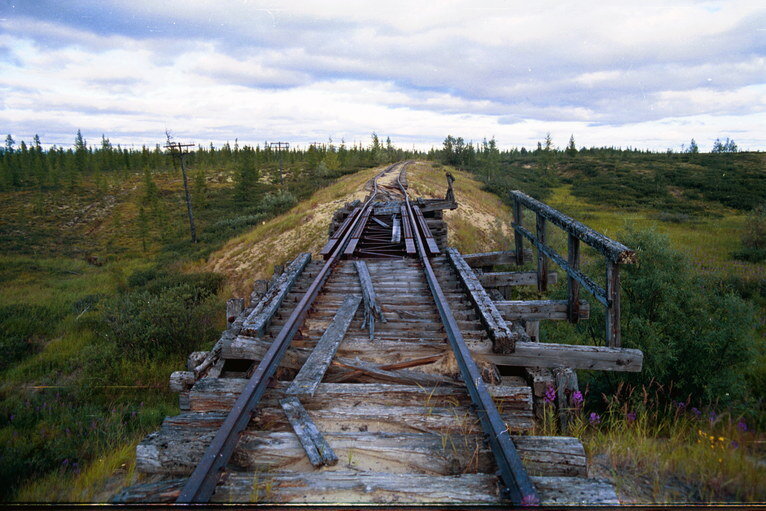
<box><xmin>544</xmin><ymin>386</ymin><xmax>556</xmax><ymax>404</ymax></box>
<box><xmin>737</xmin><ymin>421</ymin><xmax>748</xmax><ymax>432</ymax></box>
<box><xmin>589</xmin><ymin>412</ymin><xmax>601</xmax><ymax>425</ymax></box>
<box><xmin>521</xmin><ymin>494</ymin><xmax>540</xmax><ymax>506</ymax></box>
<box><xmin>730</xmin><ymin>440</ymin><xmax>739</xmax><ymax>449</ymax></box>
<box><xmin>676</xmin><ymin>401</ymin><xmax>686</xmax><ymax>410</ymax></box>
<box><xmin>9</xmin><ymin>414</ymin><xmax>14</xmax><ymax>422</ymax></box>
<box><xmin>626</xmin><ymin>411</ymin><xmax>637</xmax><ymax>423</ymax></box>
<box><xmin>691</xmin><ymin>407</ymin><xmax>701</xmax><ymax>417</ymax></box>
<box><xmin>571</xmin><ymin>391</ymin><xmax>584</xmax><ymax>407</ymax></box>
<box><xmin>709</xmin><ymin>411</ymin><xmax>717</xmax><ymax>423</ymax></box>
<box><xmin>61</xmin><ymin>459</ymin><xmax>69</xmax><ymax>467</ymax></box>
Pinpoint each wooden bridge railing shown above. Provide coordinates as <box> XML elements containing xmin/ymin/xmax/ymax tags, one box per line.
<box><xmin>511</xmin><ymin>191</ymin><xmax>637</xmax><ymax>347</ymax></box>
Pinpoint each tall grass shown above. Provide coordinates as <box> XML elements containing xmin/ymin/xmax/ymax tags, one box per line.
<box><xmin>574</xmin><ymin>382</ymin><xmax>766</xmax><ymax>503</ymax></box>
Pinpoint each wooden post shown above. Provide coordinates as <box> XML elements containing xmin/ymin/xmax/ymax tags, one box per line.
<box><xmin>567</xmin><ymin>234</ymin><xmax>581</xmax><ymax>323</ymax></box>
<box><xmin>605</xmin><ymin>261</ymin><xmax>621</xmax><ymax>347</ymax></box>
<box><xmin>536</xmin><ymin>213</ymin><xmax>548</xmax><ymax>293</ymax></box>
<box><xmin>513</xmin><ymin>197</ymin><xmax>524</xmax><ymax>265</ymax></box>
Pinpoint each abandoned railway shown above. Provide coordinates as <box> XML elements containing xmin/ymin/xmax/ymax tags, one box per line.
<box><xmin>114</xmin><ymin>161</ymin><xmax>643</xmax><ymax>505</ymax></box>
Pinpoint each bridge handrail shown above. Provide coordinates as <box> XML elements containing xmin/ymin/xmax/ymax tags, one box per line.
<box><xmin>510</xmin><ymin>190</ymin><xmax>636</xmax><ymax>347</ymax></box>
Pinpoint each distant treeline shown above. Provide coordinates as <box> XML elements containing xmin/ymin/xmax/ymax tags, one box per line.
<box><xmin>435</xmin><ymin>134</ymin><xmax>765</xmax><ymax>212</ymax></box>
<box><xmin>0</xmin><ymin>131</ymin><xmax>418</xmax><ymax>191</ymax></box>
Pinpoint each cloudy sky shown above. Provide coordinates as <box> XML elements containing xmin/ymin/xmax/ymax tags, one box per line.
<box><xmin>1</xmin><ymin>1</ymin><xmax>765</xmax><ymax>151</ymax></box>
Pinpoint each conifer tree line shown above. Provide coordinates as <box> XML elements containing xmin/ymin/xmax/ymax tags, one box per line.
<box><xmin>0</xmin><ymin>131</ymin><xmax>419</xmax><ymax>191</ymax></box>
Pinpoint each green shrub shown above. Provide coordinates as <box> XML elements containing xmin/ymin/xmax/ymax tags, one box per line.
<box><xmin>98</xmin><ymin>272</ymin><xmax>223</xmax><ymax>359</ymax></box>
<box><xmin>733</xmin><ymin>204</ymin><xmax>766</xmax><ymax>263</ymax></box>
<box><xmin>580</xmin><ymin>228</ymin><xmax>759</xmax><ymax>407</ymax></box>
<box><xmin>0</xmin><ymin>304</ymin><xmax>59</xmax><ymax>371</ymax></box>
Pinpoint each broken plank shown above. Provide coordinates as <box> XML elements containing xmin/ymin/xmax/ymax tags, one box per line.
<box><xmin>353</xmin><ymin>260</ymin><xmax>385</xmax><ymax>340</ymax></box>
<box><xmin>481</xmin><ymin>341</ymin><xmax>643</xmax><ymax>372</ymax></box>
<box><xmin>391</xmin><ymin>215</ymin><xmax>401</xmax><ymax>243</ymax></box>
<box><xmin>495</xmin><ymin>299</ymin><xmax>590</xmax><ymax>321</ymax></box>
<box><xmin>279</xmin><ymin>397</ymin><xmax>338</xmax><ymax>467</ymax></box>
<box><xmin>286</xmin><ymin>295</ymin><xmax>361</xmax><ymax>396</ymax></box>
<box><xmin>446</xmin><ymin>247</ymin><xmax>517</xmax><ymax>353</ymax></box>
<box><xmin>479</xmin><ymin>271</ymin><xmax>558</xmax><ymax>288</ymax></box>
<box><xmin>241</xmin><ymin>252</ymin><xmax>311</xmax><ymax>337</ymax></box>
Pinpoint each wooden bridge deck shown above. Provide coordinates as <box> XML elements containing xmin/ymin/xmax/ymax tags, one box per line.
<box><xmin>114</xmin><ymin>162</ymin><xmax>636</xmax><ymax>505</ymax></box>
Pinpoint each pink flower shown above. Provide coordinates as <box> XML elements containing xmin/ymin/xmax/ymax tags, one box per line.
<box><xmin>589</xmin><ymin>412</ymin><xmax>601</xmax><ymax>425</ymax></box>
<box><xmin>570</xmin><ymin>391</ymin><xmax>584</xmax><ymax>407</ymax></box>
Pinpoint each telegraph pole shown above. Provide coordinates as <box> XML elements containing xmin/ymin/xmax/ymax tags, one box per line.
<box><xmin>165</xmin><ymin>132</ymin><xmax>197</xmax><ymax>243</ymax></box>
<box><xmin>269</xmin><ymin>141</ymin><xmax>289</xmax><ymax>186</ymax></box>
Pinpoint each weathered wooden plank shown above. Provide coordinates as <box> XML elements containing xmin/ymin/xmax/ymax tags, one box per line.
<box><xmin>188</xmin><ymin>380</ymin><xmax>532</xmax><ymax>413</ymax></box>
<box><xmin>286</xmin><ymin>295</ymin><xmax>361</xmax><ymax>396</ymax></box>
<box><xmin>478</xmin><ymin>271</ymin><xmax>557</xmax><ymax>288</ymax></box>
<box><xmin>279</xmin><ymin>397</ymin><xmax>338</xmax><ymax>467</ymax></box>
<box><xmin>400</xmin><ymin>204</ymin><xmax>416</xmax><ymax>254</ymax></box>
<box><xmin>136</xmin><ymin>429</ymin><xmax>583</xmax><ymax>477</ymax></box>
<box><xmin>225</xmin><ymin>298</ymin><xmax>245</xmax><ymax>324</ymax></box>
<box><xmin>606</xmin><ymin>260</ymin><xmax>621</xmax><ymax>347</ymax></box>
<box><xmin>413</xmin><ymin>205</ymin><xmax>440</xmax><ymax>254</ymax></box>
<box><xmin>391</xmin><ymin>215</ymin><xmax>401</xmax><ymax>243</ymax></box>
<box><xmin>567</xmin><ymin>234</ymin><xmax>581</xmax><ymax>323</ymax></box>
<box><xmin>462</xmin><ymin>249</ymin><xmax>533</xmax><ymax>268</ymax></box>
<box><xmin>353</xmin><ymin>261</ymin><xmax>385</xmax><ymax>340</ymax></box>
<box><xmin>553</xmin><ymin>367</ymin><xmax>579</xmax><ymax>433</ymax></box>
<box><xmin>241</xmin><ymin>253</ymin><xmax>311</xmax><ymax>337</ymax></box>
<box><xmin>446</xmin><ymin>248</ymin><xmax>517</xmax><ymax>353</ymax></box>
<box><xmin>169</xmin><ymin>371</ymin><xmax>195</xmax><ymax>393</ymax></box>
<box><xmin>158</xmin><ymin>401</ymin><xmax>534</xmax><ymax>440</ymax></box>
<box><xmin>279</xmin><ymin>397</ymin><xmax>322</xmax><ymax>467</ymax></box>
<box><xmin>321</xmin><ymin>206</ymin><xmax>360</xmax><ymax>257</ymax></box>
<box><xmin>511</xmin><ymin>190</ymin><xmax>636</xmax><ymax>265</ymax></box>
<box><xmin>481</xmin><ymin>341</ymin><xmax>643</xmax><ymax>372</ymax></box>
<box><xmin>513</xmin><ymin>196</ymin><xmax>525</xmax><ymax>265</ymax></box>
<box><xmin>495</xmin><ymin>300</ymin><xmax>590</xmax><ymax>321</ymax></box>
<box><xmin>330</xmin><ymin>358</ymin><xmax>459</xmax><ymax>387</ymax></box>
<box><xmin>114</xmin><ymin>473</ymin><xmax>617</xmax><ymax>505</ymax></box>
<box><xmin>536</xmin><ymin>213</ymin><xmax>549</xmax><ymax>293</ymax></box>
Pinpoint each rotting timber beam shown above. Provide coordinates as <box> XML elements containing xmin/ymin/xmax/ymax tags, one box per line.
<box><xmin>446</xmin><ymin>247</ymin><xmax>518</xmax><ymax>354</ymax></box>
<box><xmin>240</xmin><ymin>253</ymin><xmax>311</xmax><ymax>338</ymax></box>
<box><xmin>495</xmin><ymin>300</ymin><xmax>590</xmax><ymax>321</ymax></box>
<box><xmin>511</xmin><ymin>191</ymin><xmax>636</xmax><ymax>265</ymax></box>
<box><xmin>481</xmin><ymin>342</ymin><xmax>643</xmax><ymax>372</ymax></box>
<box><xmin>478</xmin><ymin>271</ymin><xmax>557</xmax><ymax>288</ymax></box>
<box><xmin>462</xmin><ymin>249</ymin><xmax>533</xmax><ymax>268</ymax></box>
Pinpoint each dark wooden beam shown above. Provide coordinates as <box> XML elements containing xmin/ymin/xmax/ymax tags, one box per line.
<box><xmin>495</xmin><ymin>300</ymin><xmax>590</xmax><ymax>321</ymax></box>
<box><xmin>511</xmin><ymin>190</ymin><xmax>636</xmax><ymax>264</ymax></box>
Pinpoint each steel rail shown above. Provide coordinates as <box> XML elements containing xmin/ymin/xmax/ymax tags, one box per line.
<box><xmin>176</xmin><ymin>163</ymin><xmax>400</xmax><ymax>503</ymax></box>
<box><xmin>396</xmin><ymin>164</ymin><xmax>539</xmax><ymax>505</ymax></box>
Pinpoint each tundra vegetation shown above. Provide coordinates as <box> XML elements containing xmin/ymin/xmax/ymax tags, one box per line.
<box><xmin>0</xmin><ymin>132</ymin><xmax>763</xmax><ymax>502</ymax></box>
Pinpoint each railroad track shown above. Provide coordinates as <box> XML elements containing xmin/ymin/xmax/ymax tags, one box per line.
<box><xmin>115</xmin><ymin>161</ymin><xmax>626</xmax><ymax>505</ymax></box>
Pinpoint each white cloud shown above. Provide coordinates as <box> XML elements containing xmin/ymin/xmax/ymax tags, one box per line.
<box><xmin>0</xmin><ymin>1</ymin><xmax>764</xmax><ymax>150</ymax></box>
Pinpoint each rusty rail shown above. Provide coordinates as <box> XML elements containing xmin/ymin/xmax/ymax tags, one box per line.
<box><xmin>400</xmin><ymin>172</ymin><xmax>538</xmax><ymax>505</ymax></box>
<box><xmin>176</xmin><ymin>163</ymin><xmax>400</xmax><ymax>503</ymax></box>
<box><xmin>510</xmin><ymin>190</ymin><xmax>636</xmax><ymax>347</ymax></box>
